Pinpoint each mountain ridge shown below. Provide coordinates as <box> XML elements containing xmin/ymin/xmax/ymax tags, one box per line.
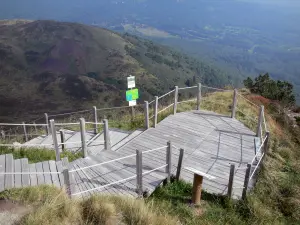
<box><xmin>0</xmin><ymin>20</ymin><xmax>232</xmax><ymax>122</ymax></box>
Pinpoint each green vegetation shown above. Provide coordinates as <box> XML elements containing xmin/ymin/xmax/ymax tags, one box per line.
<box><xmin>0</xmin><ymin>20</ymin><xmax>232</xmax><ymax>123</ymax></box>
<box><xmin>1</xmin><ymin>90</ymin><xmax>300</xmax><ymax>224</ymax></box>
<box><xmin>244</xmin><ymin>73</ymin><xmax>296</xmax><ymax>106</ymax></box>
<box><xmin>0</xmin><ymin>185</ymin><xmax>179</xmax><ymax>225</ymax></box>
<box><xmin>295</xmin><ymin>116</ymin><xmax>300</xmax><ymax>126</ymax></box>
<box><xmin>0</xmin><ymin>146</ymin><xmax>82</xmax><ymax>163</ymax></box>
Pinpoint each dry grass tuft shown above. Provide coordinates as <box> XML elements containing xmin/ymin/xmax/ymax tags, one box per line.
<box><xmin>2</xmin><ymin>186</ymin><xmax>180</xmax><ymax>225</ymax></box>
<box><xmin>81</xmin><ymin>196</ymin><xmax>118</xmax><ymax>225</ymax></box>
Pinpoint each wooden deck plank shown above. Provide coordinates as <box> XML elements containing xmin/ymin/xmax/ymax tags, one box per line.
<box><xmin>21</xmin><ymin>158</ymin><xmax>30</xmax><ymax>187</ymax></box>
<box><xmin>111</xmin><ymin>130</ymin><xmax>143</xmax><ymax>151</ymax></box>
<box><xmin>29</xmin><ymin>164</ymin><xmax>37</xmax><ymax>186</ymax></box>
<box><xmin>85</xmin><ymin>157</ymin><xmax>139</xmax><ymax>193</ymax></box>
<box><xmin>42</xmin><ymin>161</ymin><xmax>52</xmax><ymax>185</ymax></box>
<box><xmin>14</xmin><ymin>159</ymin><xmax>22</xmax><ymax>188</ymax></box>
<box><xmin>0</xmin><ymin>155</ymin><xmax>5</xmax><ymax>191</ymax></box>
<box><xmin>49</xmin><ymin>160</ymin><xmax>60</xmax><ymax>187</ymax></box>
<box><xmin>35</xmin><ymin>162</ymin><xmax>45</xmax><ymax>185</ymax></box>
<box><xmin>73</xmin><ymin>162</ymin><xmax>95</xmax><ymax>198</ymax></box>
<box><xmin>4</xmin><ymin>154</ymin><xmax>14</xmax><ymax>189</ymax></box>
<box><xmin>62</xmin><ymin>158</ymin><xmax>77</xmax><ymax>194</ymax></box>
<box><xmin>90</xmin><ymin>155</ymin><xmax>165</xmax><ymax>193</ymax></box>
<box><xmin>55</xmin><ymin>160</ymin><xmax>64</xmax><ymax>187</ymax></box>
<box><xmin>78</xmin><ymin>159</ymin><xmax>119</xmax><ymax>196</ymax></box>
<box><xmin>69</xmin><ymin>163</ymin><xmax>84</xmax><ymax>199</ymax></box>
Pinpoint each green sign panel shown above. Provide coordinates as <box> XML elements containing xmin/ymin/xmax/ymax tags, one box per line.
<box><xmin>126</xmin><ymin>89</ymin><xmax>139</xmax><ymax>101</ymax></box>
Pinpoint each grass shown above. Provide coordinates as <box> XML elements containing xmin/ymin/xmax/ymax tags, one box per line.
<box><xmin>150</xmin><ymin>90</ymin><xmax>300</xmax><ymax>224</ymax></box>
<box><xmin>0</xmin><ymin>146</ymin><xmax>82</xmax><ymax>163</ymax></box>
<box><xmin>1</xmin><ymin>90</ymin><xmax>300</xmax><ymax>224</ymax></box>
<box><xmin>0</xmin><ymin>185</ymin><xmax>180</xmax><ymax>225</ymax></box>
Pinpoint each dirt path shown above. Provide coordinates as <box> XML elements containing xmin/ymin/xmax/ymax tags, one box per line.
<box><xmin>0</xmin><ymin>200</ymin><xmax>31</xmax><ymax>225</ymax></box>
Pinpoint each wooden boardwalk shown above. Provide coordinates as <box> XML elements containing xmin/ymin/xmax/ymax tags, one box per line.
<box><xmin>0</xmin><ymin>110</ymin><xmax>259</xmax><ymax>199</ymax></box>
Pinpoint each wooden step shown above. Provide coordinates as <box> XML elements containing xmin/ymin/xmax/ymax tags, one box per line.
<box><xmin>112</xmin><ymin>129</ymin><xmax>144</xmax><ymax>151</ymax></box>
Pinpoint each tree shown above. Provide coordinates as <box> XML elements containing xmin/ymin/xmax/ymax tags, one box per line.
<box><xmin>243</xmin><ymin>73</ymin><xmax>296</xmax><ymax>107</ymax></box>
<box><xmin>243</xmin><ymin>77</ymin><xmax>253</xmax><ymax>89</ymax></box>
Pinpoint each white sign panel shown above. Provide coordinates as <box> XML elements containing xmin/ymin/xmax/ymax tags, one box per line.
<box><xmin>129</xmin><ymin>100</ymin><xmax>137</xmax><ymax>106</ymax></box>
<box><xmin>127</xmin><ymin>76</ymin><xmax>136</xmax><ymax>89</ymax></box>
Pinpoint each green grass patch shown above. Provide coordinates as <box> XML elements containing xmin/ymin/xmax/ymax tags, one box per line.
<box><xmin>149</xmin><ymin>180</ymin><xmax>249</xmax><ymax>225</ymax></box>
<box><xmin>0</xmin><ymin>146</ymin><xmax>82</xmax><ymax>163</ymax></box>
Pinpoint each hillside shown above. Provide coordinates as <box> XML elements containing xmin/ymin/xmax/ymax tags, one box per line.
<box><xmin>1</xmin><ymin>90</ymin><xmax>300</xmax><ymax>224</ymax></box>
<box><xmin>1</xmin><ymin>1</ymin><xmax>300</xmax><ymax>101</ymax></box>
<box><xmin>0</xmin><ymin>20</ymin><xmax>231</xmax><ymax>122</ymax></box>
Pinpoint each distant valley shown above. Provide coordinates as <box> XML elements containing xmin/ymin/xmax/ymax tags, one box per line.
<box><xmin>1</xmin><ymin>0</ymin><xmax>299</xmax><ymax>101</ymax></box>
<box><xmin>0</xmin><ymin>20</ymin><xmax>231</xmax><ymax>122</ymax></box>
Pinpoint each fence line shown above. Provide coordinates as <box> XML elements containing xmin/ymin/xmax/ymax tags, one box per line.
<box><xmin>148</xmin><ymin>99</ymin><xmax>155</xmax><ymax>105</ymax></box>
<box><xmin>85</xmin><ymin>122</ymin><xmax>104</xmax><ymax>125</ymax></box>
<box><xmin>96</xmin><ymin>105</ymin><xmax>141</xmax><ymax>111</ymax></box>
<box><xmin>142</xmin><ymin>146</ymin><xmax>168</xmax><ymax>154</ymax></box>
<box><xmin>158</xmin><ymin>90</ymin><xmax>175</xmax><ymax>100</ymax></box>
<box><xmin>250</xmin><ymin>135</ymin><xmax>268</xmax><ymax>165</ymax></box>
<box><xmin>237</xmin><ymin>93</ymin><xmax>259</xmax><ymax>108</ymax></box>
<box><xmin>178</xmin><ymin>86</ymin><xmax>197</xmax><ymax>90</ymax></box>
<box><xmin>0</xmin><ymin>143</ymin><xmax>53</xmax><ymax>147</ymax></box>
<box><xmin>262</xmin><ymin>111</ymin><xmax>268</xmax><ymax>132</ymax></box>
<box><xmin>57</xmin><ymin>141</ymin><xmax>82</xmax><ymax>145</ymax></box>
<box><xmin>236</xmin><ymin>107</ymin><xmax>258</xmax><ymax>122</ymax></box>
<box><xmin>69</xmin><ymin>154</ymin><xmax>136</xmax><ymax>172</ymax></box>
<box><xmin>49</xmin><ymin>109</ymin><xmax>91</xmax><ymax>117</ymax></box>
<box><xmin>177</xmin><ymin>98</ymin><xmax>197</xmax><ymax>104</ymax></box>
<box><xmin>55</xmin><ymin>122</ymin><xmax>80</xmax><ymax>126</ymax></box>
<box><xmin>71</xmin><ymin>174</ymin><xmax>137</xmax><ymax>196</ymax></box>
<box><xmin>0</xmin><ymin>171</ymin><xmax>61</xmax><ymax>175</ymax></box>
<box><xmin>71</xmin><ymin>163</ymin><xmax>168</xmax><ymax>196</ymax></box>
<box><xmin>201</xmin><ymin>85</ymin><xmax>231</xmax><ymax>92</ymax></box>
<box><xmin>157</xmin><ymin>104</ymin><xmax>174</xmax><ymax>114</ymax></box>
<box><xmin>0</xmin><ymin>123</ymin><xmax>48</xmax><ymax>126</ymax></box>
<box><xmin>249</xmin><ymin>152</ymin><xmax>265</xmax><ymax>180</ymax></box>
<box><xmin>140</xmin><ymin>164</ymin><xmax>167</xmax><ymax>176</ymax></box>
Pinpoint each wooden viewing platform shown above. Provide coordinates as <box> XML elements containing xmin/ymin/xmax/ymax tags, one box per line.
<box><xmin>0</xmin><ymin>110</ymin><xmax>263</xmax><ymax>199</ymax></box>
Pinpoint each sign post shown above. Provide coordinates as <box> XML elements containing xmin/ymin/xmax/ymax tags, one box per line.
<box><xmin>126</xmin><ymin>76</ymin><xmax>139</xmax><ymax>118</ymax></box>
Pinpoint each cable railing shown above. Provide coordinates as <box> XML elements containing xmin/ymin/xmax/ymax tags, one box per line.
<box><xmin>68</xmin><ymin>143</ymin><xmax>172</xmax><ymax>197</ymax></box>
<box><xmin>1</xmin><ymin>83</ymin><xmax>268</xmax><ymax>161</ymax></box>
<box><xmin>1</xmin><ymin>84</ymin><xmax>266</xmax><ymax>146</ymax></box>
<box><xmin>225</xmin><ymin>132</ymin><xmax>269</xmax><ymax>199</ymax></box>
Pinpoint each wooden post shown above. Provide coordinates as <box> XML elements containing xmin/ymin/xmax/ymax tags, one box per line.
<box><xmin>22</xmin><ymin>122</ymin><xmax>28</xmax><ymax>142</ymax></box>
<box><xmin>166</xmin><ymin>141</ymin><xmax>172</xmax><ymax>183</ymax></box>
<box><xmin>242</xmin><ymin>164</ymin><xmax>252</xmax><ymax>200</ymax></box>
<box><xmin>256</xmin><ymin>105</ymin><xmax>264</xmax><ymax>138</ymax></box>
<box><xmin>254</xmin><ymin>138</ymin><xmax>258</xmax><ymax>161</ymax></box>
<box><xmin>227</xmin><ymin>164</ymin><xmax>235</xmax><ymax>198</ymax></box>
<box><xmin>103</xmin><ymin>119</ymin><xmax>111</xmax><ymax>150</ymax></box>
<box><xmin>191</xmin><ymin>174</ymin><xmax>203</xmax><ymax>204</ymax></box>
<box><xmin>60</xmin><ymin>130</ymin><xmax>66</xmax><ymax>152</ymax></box>
<box><xmin>44</xmin><ymin>113</ymin><xmax>49</xmax><ymax>135</ymax></box>
<box><xmin>79</xmin><ymin>118</ymin><xmax>87</xmax><ymax>158</ymax></box>
<box><xmin>63</xmin><ymin>168</ymin><xmax>72</xmax><ymax>198</ymax></box>
<box><xmin>50</xmin><ymin>119</ymin><xmax>60</xmax><ymax>161</ymax></box>
<box><xmin>263</xmin><ymin>131</ymin><xmax>270</xmax><ymax>154</ymax></box>
<box><xmin>136</xmin><ymin>149</ymin><xmax>143</xmax><ymax>197</ymax></box>
<box><xmin>154</xmin><ymin>96</ymin><xmax>158</xmax><ymax>128</ymax></box>
<box><xmin>231</xmin><ymin>89</ymin><xmax>238</xmax><ymax>118</ymax></box>
<box><xmin>0</xmin><ymin>130</ymin><xmax>5</xmax><ymax>139</ymax></box>
<box><xmin>197</xmin><ymin>83</ymin><xmax>202</xmax><ymax>110</ymax></box>
<box><xmin>176</xmin><ymin>148</ymin><xmax>184</xmax><ymax>180</ymax></box>
<box><xmin>131</xmin><ymin>106</ymin><xmax>135</xmax><ymax>120</ymax></box>
<box><xmin>93</xmin><ymin>106</ymin><xmax>98</xmax><ymax>135</ymax></box>
<box><xmin>173</xmin><ymin>86</ymin><xmax>179</xmax><ymax>115</ymax></box>
<box><xmin>33</xmin><ymin>122</ymin><xmax>38</xmax><ymax>135</ymax></box>
<box><xmin>144</xmin><ymin>101</ymin><xmax>149</xmax><ymax>129</ymax></box>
